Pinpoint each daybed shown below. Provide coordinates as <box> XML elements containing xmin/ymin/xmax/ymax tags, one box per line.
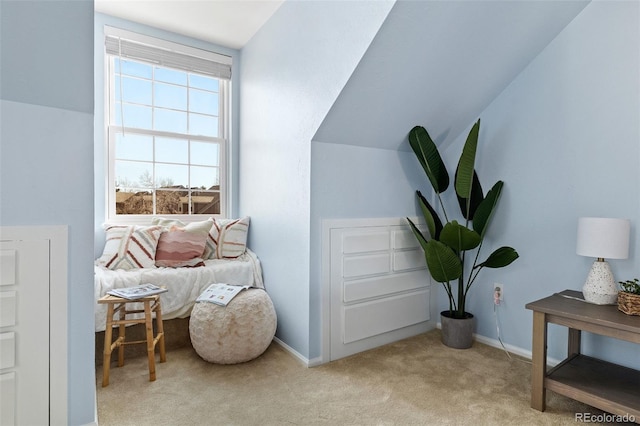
<box><xmin>94</xmin><ymin>216</ymin><xmax>263</xmax><ymax>332</ymax></box>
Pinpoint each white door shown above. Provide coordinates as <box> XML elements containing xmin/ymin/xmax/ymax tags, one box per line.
<box><xmin>0</xmin><ymin>240</ymin><xmax>50</xmax><ymax>425</ymax></box>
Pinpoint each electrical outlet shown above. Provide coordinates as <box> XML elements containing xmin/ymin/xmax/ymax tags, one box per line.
<box><xmin>494</xmin><ymin>283</ymin><xmax>504</xmax><ymax>302</ymax></box>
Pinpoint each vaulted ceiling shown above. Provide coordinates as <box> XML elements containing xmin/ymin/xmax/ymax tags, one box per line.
<box><xmin>95</xmin><ymin>0</ymin><xmax>590</xmax><ymax>151</ymax></box>
<box><xmin>313</xmin><ymin>0</ymin><xmax>590</xmax><ymax>151</ymax></box>
<box><xmin>94</xmin><ymin>0</ymin><xmax>284</xmax><ymax>49</ymax></box>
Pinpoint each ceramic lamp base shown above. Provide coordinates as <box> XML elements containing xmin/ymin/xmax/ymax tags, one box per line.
<box><xmin>582</xmin><ymin>259</ymin><xmax>618</xmax><ymax>305</ymax></box>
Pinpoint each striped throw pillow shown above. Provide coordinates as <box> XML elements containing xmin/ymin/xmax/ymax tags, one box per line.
<box><xmin>203</xmin><ymin>216</ymin><xmax>250</xmax><ymax>259</ymax></box>
<box><xmin>97</xmin><ymin>225</ymin><xmax>163</xmax><ymax>270</ymax></box>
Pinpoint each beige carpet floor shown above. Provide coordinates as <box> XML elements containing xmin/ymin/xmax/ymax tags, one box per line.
<box><xmin>96</xmin><ymin>329</ymin><xmax>609</xmax><ymax>425</ymax></box>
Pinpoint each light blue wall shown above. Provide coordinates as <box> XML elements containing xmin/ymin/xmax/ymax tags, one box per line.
<box><xmin>308</xmin><ymin>0</ymin><xmax>639</xmax><ymax>369</ymax></box>
<box><xmin>0</xmin><ymin>1</ymin><xmax>96</xmax><ymax>424</ymax></box>
<box><xmin>309</xmin><ymin>142</ymin><xmax>432</xmax><ymax>357</ymax></box>
<box><xmin>93</xmin><ymin>13</ymin><xmax>241</xmax><ymax>256</ymax></box>
<box><xmin>0</xmin><ymin>0</ymin><xmax>93</xmax><ymax>113</ymax></box>
<box><xmin>441</xmin><ymin>0</ymin><xmax>639</xmax><ymax>368</ymax></box>
<box><xmin>1</xmin><ymin>3</ymin><xmax>632</xmax><ymax>422</ymax></box>
<box><xmin>240</xmin><ymin>0</ymin><xmax>394</xmax><ymax>359</ymax></box>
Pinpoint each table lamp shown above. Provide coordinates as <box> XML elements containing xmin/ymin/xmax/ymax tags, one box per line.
<box><xmin>576</xmin><ymin>217</ymin><xmax>630</xmax><ymax>305</ymax></box>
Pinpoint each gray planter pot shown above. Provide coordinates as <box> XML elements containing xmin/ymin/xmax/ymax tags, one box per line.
<box><xmin>440</xmin><ymin>311</ymin><xmax>475</xmax><ymax>349</ymax></box>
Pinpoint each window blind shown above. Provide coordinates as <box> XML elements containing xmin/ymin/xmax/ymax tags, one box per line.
<box><xmin>104</xmin><ymin>26</ymin><xmax>232</xmax><ymax>80</ymax></box>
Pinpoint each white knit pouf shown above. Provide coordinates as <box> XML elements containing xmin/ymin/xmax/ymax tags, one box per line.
<box><xmin>189</xmin><ymin>288</ymin><xmax>277</xmax><ymax>364</ymax></box>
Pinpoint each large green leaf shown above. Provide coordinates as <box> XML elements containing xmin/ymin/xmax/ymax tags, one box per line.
<box><xmin>455</xmin><ymin>168</ymin><xmax>484</xmax><ymax>220</ymax></box>
<box><xmin>455</xmin><ymin>119</ymin><xmax>480</xmax><ymax>217</ymax></box>
<box><xmin>407</xmin><ymin>217</ymin><xmax>429</xmax><ymax>254</ymax></box>
<box><xmin>472</xmin><ymin>180</ymin><xmax>503</xmax><ymax>238</ymax></box>
<box><xmin>424</xmin><ymin>240</ymin><xmax>462</xmax><ymax>283</ymax></box>
<box><xmin>439</xmin><ymin>221</ymin><xmax>481</xmax><ymax>252</ymax></box>
<box><xmin>416</xmin><ymin>190</ymin><xmax>443</xmax><ymax>240</ymax></box>
<box><xmin>409</xmin><ymin>126</ymin><xmax>449</xmax><ymax>193</ymax></box>
<box><xmin>478</xmin><ymin>246</ymin><xmax>519</xmax><ymax>268</ymax></box>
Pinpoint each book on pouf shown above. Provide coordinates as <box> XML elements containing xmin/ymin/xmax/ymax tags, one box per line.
<box><xmin>196</xmin><ymin>283</ymin><xmax>250</xmax><ymax>306</ymax></box>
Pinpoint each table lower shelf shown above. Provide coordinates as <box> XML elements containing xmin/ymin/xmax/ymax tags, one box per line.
<box><xmin>546</xmin><ymin>354</ymin><xmax>640</xmax><ymax>420</ymax></box>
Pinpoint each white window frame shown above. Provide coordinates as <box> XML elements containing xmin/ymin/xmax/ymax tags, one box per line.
<box><xmin>103</xmin><ymin>26</ymin><xmax>231</xmax><ymax>224</ymax></box>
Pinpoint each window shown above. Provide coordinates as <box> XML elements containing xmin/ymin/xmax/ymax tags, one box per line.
<box><xmin>104</xmin><ymin>27</ymin><xmax>231</xmax><ymax>221</ymax></box>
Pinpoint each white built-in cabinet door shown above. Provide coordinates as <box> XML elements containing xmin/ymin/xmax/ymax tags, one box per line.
<box><xmin>327</xmin><ymin>220</ymin><xmax>435</xmax><ymax>361</ymax></box>
<box><xmin>0</xmin><ymin>240</ymin><xmax>50</xmax><ymax>425</ymax></box>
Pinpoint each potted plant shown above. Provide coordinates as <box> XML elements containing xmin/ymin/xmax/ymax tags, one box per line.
<box><xmin>618</xmin><ymin>278</ymin><xmax>640</xmax><ymax>316</ymax></box>
<box><xmin>406</xmin><ymin>118</ymin><xmax>519</xmax><ymax>348</ymax></box>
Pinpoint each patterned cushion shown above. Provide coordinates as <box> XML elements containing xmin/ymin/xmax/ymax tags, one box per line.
<box><xmin>97</xmin><ymin>225</ymin><xmax>163</xmax><ymax>270</ymax></box>
<box><xmin>204</xmin><ymin>216</ymin><xmax>250</xmax><ymax>259</ymax></box>
<box><xmin>153</xmin><ymin>219</ymin><xmax>213</xmax><ymax>268</ymax></box>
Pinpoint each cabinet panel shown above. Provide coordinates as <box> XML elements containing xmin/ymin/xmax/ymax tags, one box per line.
<box><xmin>393</xmin><ymin>229</ymin><xmax>420</xmax><ymax>250</ymax></box>
<box><xmin>0</xmin><ymin>372</ymin><xmax>16</xmax><ymax>425</ymax></box>
<box><xmin>0</xmin><ymin>291</ymin><xmax>16</xmax><ymax>327</ymax></box>
<box><xmin>342</xmin><ymin>231</ymin><xmax>389</xmax><ymax>254</ymax></box>
<box><xmin>343</xmin><ymin>289</ymin><xmax>430</xmax><ymax>344</ymax></box>
<box><xmin>393</xmin><ymin>249</ymin><xmax>425</xmax><ymax>271</ymax></box>
<box><xmin>0</xmin><ymin>250</ymin><xmax>16</xmax><ymax>286</ymax></box>
<box><xmin>343</xmin><ymin>253</ymin><xmax>390</xmax><ymax>278</ymax></box>
<box><xmin>0</xmin><ymin>332</ymin><xmax>16</xmax><ymax>369</ymax></box>
<box><xmin>344</xmin><ymin>270</ymin><xmax>428</xmax><ymax>303</ymax></box>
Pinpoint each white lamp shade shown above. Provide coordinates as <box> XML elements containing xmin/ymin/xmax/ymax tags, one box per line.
<box><xmin>576</xmin><ymin>217</ymin><xmax>630</xmax><ymax>260</ymax></box>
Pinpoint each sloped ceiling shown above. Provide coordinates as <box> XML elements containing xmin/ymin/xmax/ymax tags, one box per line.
<box><xmin>313</xmin><ymin>0</ymin><xmax>590</xmax><ymax>151</ymax></box>
<box><xmin>94</xmin><ymin>0</ymin><xmax>284</xmax><ymax>49</ymax></box>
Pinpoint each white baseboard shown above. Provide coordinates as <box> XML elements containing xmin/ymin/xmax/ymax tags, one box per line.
<box><xmin>307</xmin><ymin>356</ymin><xmax>323</xmax><ymax>367</ymax></box>
<box><xmin>436</xmin><ymin>322</ymin><xmax>561</xmax><ymax>367</ymax></box>
<box><xmin>273</xmin><ymin>337</ymin><xmax>314</xmax><ymax>367</ymax></box>
<box><xmin>82</xmin><ymin>418</ymin><xmax>99</xmax><ymax>426</ymax></box>
<box><xmin>274</xmin><ymin>325</ymin><xmax>563</xmax><ymax>370</ymax></box>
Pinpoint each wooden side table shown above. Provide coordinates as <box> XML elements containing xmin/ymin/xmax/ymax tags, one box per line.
<box><xmin>526</xmin><ymin>290</ymin><xmax>640</xmax><ymax>421</ymax></box>
<box><xmin>98</xmin><ymin>293</ymin><xmax>166</xmax><ymax>387</ymax></box>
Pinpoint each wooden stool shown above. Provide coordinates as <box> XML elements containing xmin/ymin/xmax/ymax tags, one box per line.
<box><xmin>98</xmin><ymin>294</ymin><xmax>166</xmax><ymax>387</ymax></box>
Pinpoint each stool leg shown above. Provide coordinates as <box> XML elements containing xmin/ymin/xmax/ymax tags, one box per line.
<box><xmin>102</xmin><ymin>303</ymin><xmax>115</xmax><ymax>387</ymax></box>
<box><xmin>144</xmin><ymin>300</ymin><xmax>157</xmax><ymax>381</ymax></box>
<box><xmin>118</xmin><ymin>302</ymin><xmax>126</xmax><ymax>367</ymax></box>
<box><xmin>155</xmin><ymin>299</ymin><xmax>166</xmax><ymax>363</ymax></box>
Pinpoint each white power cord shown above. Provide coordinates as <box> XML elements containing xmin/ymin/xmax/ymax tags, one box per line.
<box><xmin>493</xmin><ymin>289</ymin><xmax>531</xmax><ymax>364</ymax></box>
<box><xmin>493</xmin><ymin>295</ymin><xmax>513</xmax><ymax>360</ymax></box>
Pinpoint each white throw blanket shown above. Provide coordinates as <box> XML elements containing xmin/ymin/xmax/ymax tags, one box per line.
<box><xmin>94</xmin><ymin>249</ymin><xmax>264</xmax><ymax>331</ymax></box>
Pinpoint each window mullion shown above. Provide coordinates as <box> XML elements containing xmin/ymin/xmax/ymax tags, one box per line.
<box><xmin>105</xmin><ymin>29</ymin><xmax>228</xmax><ymax>221</ymax></box>
<box><xmin>186</xmin><ymin>73</ymin><xmax>192</xmax><ymax>215</ymax></box>
<box><xmin>152</xmin><ymin>66</ymin><xmax>156</xmax><ymax>135</ymax></box>
<box><xmin>151</xmin><ymin>134</ymin><xmax>156</xmax><ymax>216</ymax></box>
<box><xmin>107</xmin><ymin>126</ymin><xmax>222</xmax><ymax>143</ymax></box>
